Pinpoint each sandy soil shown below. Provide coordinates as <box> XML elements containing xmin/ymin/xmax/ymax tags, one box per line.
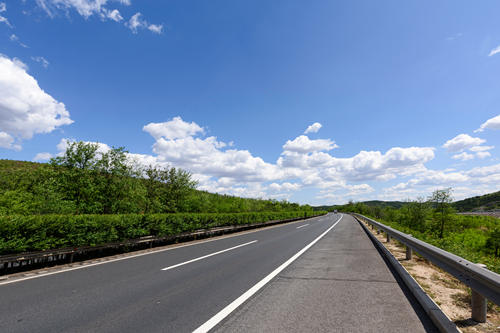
<box><xmin>361</xmin><ymin>221</ymin><xmax>500</xmax><ymax>333</ymax></box>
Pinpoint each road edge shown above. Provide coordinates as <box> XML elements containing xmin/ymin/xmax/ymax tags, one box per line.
<box><xmin>354</xmin><ymin>215</ymin><xmax>461</xmax><ymax>333</ymax></box>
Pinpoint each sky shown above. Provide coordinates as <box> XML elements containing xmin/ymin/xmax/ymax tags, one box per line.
<box><xmin>0</xmin><ymin>0</ymin><xmax>499</xmax><ymax>205</ymax></box>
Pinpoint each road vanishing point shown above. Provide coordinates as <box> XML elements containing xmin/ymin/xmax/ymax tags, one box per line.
<box><xmin>0</xmin><ymin>213</ymin><xmax>438</xmax><ymax>332</ymax></box>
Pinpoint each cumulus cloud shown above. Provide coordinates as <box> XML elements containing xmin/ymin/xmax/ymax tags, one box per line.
<box><xmin>279</xmin><ymin>146</ymin><xmax>434</xmax><ymax>184</ymax></box>
<box><xmin>442</xmin><ymin>134</ymin><xmax>485</xmax><ymax>152</ymax></box>
<box><xmin>268</xmin><ymin>182</ymin><xmax>301</xmax><ymax>193</ymax></box>
<box><xmin>0</xmin><ymin>55</ymin><xmax>73</xmax><ymax>149</ymax></box>
<box><xmin>0</xmin><ymin>132</ymin><xmax>20</xmax><ymax>150</ymax></box>
<box><xmin>488</xmin><ymin>46</ymin><xmax>500</xmax><ymax>57</ymax></box>
<box><xmin>452</xmin><ymin>152</ymin><xmax>474</xmax><ymax>161</ymax></box>
<box><xmin>56</xmin><ymin>138</ymin><xmax>110</xmax><ymax>155</ymax></box>
<box><xmin>469</xmin><ymin>145</ymin><xmax>494</xmax><ymax>152</ymax></box>
<box><xmin>476</xmin><ymin>151</ymin><xmax>491</xmax><ymax>159</ymax></box>
<box><xmin>143</xmin><ymin>117</ymin><xmax>204</xmax><ymax>140</ymax></box>
<box><xmin>475</xmin><ymin>114</ymin><xmax>500</xmax><ymax>132</ymax></box>
<box><xmin>304</xmin><ymin>122</ymin><xmax>322</xmax><ymax>134</ymax></box>
<box><xmin>44</xmin><ymin>115</ymin><xmax>499</xmax><ymax>204</ymax></box>
<box><xmin>33</xmin><ymin>152</ymin><xmax>53</xmax><ymax>161</ymax></box>
<box><xmin>283</xmin><ymin>135</ymin><xmax>338</xmax><ymax>153</ymax></box>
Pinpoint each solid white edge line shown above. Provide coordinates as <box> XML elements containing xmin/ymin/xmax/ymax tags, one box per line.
<box><xmin>193</xmin><ymin>214</ymin><xmax>343</xmax><ymax>333</ymax></box>
<box><xmin>161</xmin><ymin>240</ymin><xmax>258</xmax><ymax>271</ymax></box>
<box><xmin>296</xmin><ymin>224</ymin><xmax>309</xmax><ymax>229</ymax></box>
<box><xmin>0</xmin><ymin>215</ymin><xmax>327</xmax><ymax>286</ymax></box>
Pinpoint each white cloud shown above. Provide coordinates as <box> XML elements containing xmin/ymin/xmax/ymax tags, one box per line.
<box><xmin>452</xmin><ymin>152</ymin><xmax>474</xmax><ymax>161</ymax></box>
<box><xmin>44</xmin><ymin>114</ymin><xmax>499</xmax><ymax>204</ymax></box>
<box><xmin>268</xmin><ymin>182</ymin><xmax>301</xmax><ymax>193</ymax></box>
<box><xmin>304</xmin><ymin>122</ymin><xmax>322</xmax><ymax>134</ymax></box>
<box><xmin>104</xmin><ymin>8</ymin><xmax>122</xmax><ymax>22</ymax></box>
<box><xmin>126</xmin><ymin>12</ymin><xmax>143</xmax><ymax>33</ymax></box>
<box><xmin>0</xmin><ymin>55</ymin><xmax>73</xmax><ymax>149</ymax></box>
<box><xmin>0</xmin><ymin>131</ymin><xmax>21</xmax><ymax>150</ymax></box>
<box><xmin>475</xmin><ymin>114</ymin><xmax>500</xmax><ymax>132</ymax></box>
<box><xmin>442</xmin><ymin>134</ymin><xmax>485</xmax><ymax>152</ymax></box>
<box><xmin>31</xmin><ymin>56</ymin><xmax>49</xmax><ymax>68</ymax></box>
<box><xmin>148</xmin><ymin>23</ymin><xmax>163</xmax><ymax>34</ymax></box>
<box><xmin>283</xmin><ymin>135</ymin><xmax>338</xmax><ymax>153</ymax></box>
<box><xmin>9</xmin><ymin>34</ymin><xmax>29</xmax><ymax>48</ymax></box>
<box><xmin>36</xmin><ymin>0</ymin><xmax>127</xmax><ymax>19</ymax></box>
<box><xmin>34</xmin><ymin>0</ymin><xmax>162</xmax><ymax>33</ymax></box>
<box><xmin>0</xmin><ymin>2</ymin><xmax>10</xmax><ymax>27</ymax></box>
<box><xmin>56</xmin><ymin>138</ymin><xmax>110</xmax><ymax>156</ymax></box>
<box><xmin>469</xmin><ymin>145</ymin><xmax>494</xmax><ymax>152</ymax></box>
<box><xmin>33</xmin><ymin>152</ymin><xmax>53</xmax><ymax>161</ymax></box>
<box><xmin>476</xmin><ymin>151</ymin><xmax>491</xmax><ymax>159</ymax></box>
<box><xmin>125</xmin><ymin>12</ymin><xmax>163</xmax><ymax>34</ymax></box>
<box><xmin>143</xmin><ymin>117</ymin><xmax>204</xmax><ymax>140</ymax></box>
<box><xmin>488</xmin><ymin>46</ymin><xmax>500</xmax><ymax>57</ymax></box>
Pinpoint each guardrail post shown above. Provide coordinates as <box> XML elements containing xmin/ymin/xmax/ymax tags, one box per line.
<box><xmin>386</xmin><ymin>233</ymin><xmax>391</xmax><ymax>243</ymax></box>
<box><xmin>405</xmin><ymin>235</ymin><xmax>412</xmax><ymax>260</ymax></box>
<box><xmin>471</xmin><ymin>264</ymin><xmax>488</xmax><ymax>323</ymax></box>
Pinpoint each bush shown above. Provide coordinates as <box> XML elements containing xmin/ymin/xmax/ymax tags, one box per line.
<box><xmin>0</xmin><ymin>211</ymin><xmax>326</xmax><ymax>255</ymax></box>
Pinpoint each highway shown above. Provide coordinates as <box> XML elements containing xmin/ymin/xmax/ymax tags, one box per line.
<box><xmin>0</xmin><ymin>213</ymin><xmax>436</xmax><ymax>332</ymax></box>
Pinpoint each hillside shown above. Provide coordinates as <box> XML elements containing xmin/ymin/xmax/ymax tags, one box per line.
<box><xmin>314</xmin><ymin>190</ymin><xmax>500</xmax><ymax>213</ymax></box>
<box><xmin>452</xmin><ymin>191</ymin><xmax>500</xmax><ymax>212</ymax></box>
<box><xmin>0</xmin><ymin>157</ymin><xmax>310</xmax><ymax>215</ymax></box>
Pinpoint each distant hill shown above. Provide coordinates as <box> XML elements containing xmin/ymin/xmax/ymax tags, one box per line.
<box><xmin>314</xmin><ymin>191</ymin><xmax>500</xmax><ymax>213</ymax></box>
<box><xmin>313</xmin><ymin>200</ymin><xmax>405</xmax><ymax>211</ymax></box>
<box><xmin>452</xmin><ymin>191</ymin><xmax>500</xmax><ymax>212</ymax></box>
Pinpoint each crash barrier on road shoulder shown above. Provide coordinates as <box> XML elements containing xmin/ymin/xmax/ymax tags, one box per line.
<box><xmin>352</xmin><ymin>213</ymin><xmax>500</xmax><ymax>324</ymax></box>
<box><xmin>0</xmin><ymin>214</ymin><xmax>325</xmax><ymax>276</ymax></box>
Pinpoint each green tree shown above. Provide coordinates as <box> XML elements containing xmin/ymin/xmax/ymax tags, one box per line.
<box><xmin>428</xmin><ymin>188</ymin><xmax>454</xmax><ymax>238</ymax></box>
<box><xmin>486</xmin><ymin>228</ymin><xmax>500</xmax><ymax>257</ymax></box>
<box><xmin>408</xmin><ymin>197</ymin><xmax>429</xmax><ymax>231</ymax></box>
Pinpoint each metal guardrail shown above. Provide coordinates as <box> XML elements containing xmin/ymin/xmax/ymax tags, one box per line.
<box><xmin>352</xmin><ymin>213</ymin><xmax>500</xmax><ymax>323</ymax></box>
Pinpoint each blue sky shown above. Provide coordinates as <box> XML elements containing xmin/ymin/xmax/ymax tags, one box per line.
<box><xmin>1</xmin><ymin>0</ymin><xmax>499</xmax><ymax>205</ymax></box>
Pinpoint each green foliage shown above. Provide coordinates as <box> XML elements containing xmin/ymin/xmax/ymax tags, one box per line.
<box><xmin>0</xmin><ymin>211</ymin><xmax>326</xmax><ymax>254</ymax></box>
<box><xmin>453</xmin><ymin>190</ymin><xmax>500</xmax><ymax>212</ymax></box>
<box><xmin>340</xmin><ymin>189</ymin><xmax>500</xmax><ymax>273</ymax></box>
<box><xmin>0</xmin><ymin>142</ymin><xmax>313</xmax><ymax>215</ymax></box>
<box><xmin>428</xmin><ymin>188</ymin><xmax>454</xmax><ymax>238</ymax></box>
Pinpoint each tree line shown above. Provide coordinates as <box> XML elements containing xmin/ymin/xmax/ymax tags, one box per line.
<box><xmin>335</xmin><ymin>188</ymin><xmax>500</xmax><ymax>261</ymax></box>
<box><xmin>0</xmin><ymin>141</ymin><xmax>311</xmax><ymax>215</ymax></box>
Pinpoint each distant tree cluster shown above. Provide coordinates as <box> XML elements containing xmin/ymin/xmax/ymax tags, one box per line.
<box><xmin>335</xmin><ymin>188</ymin><xmax>500</xmax><ymax>260</ymax></box>
<box><xmin>335</xmin><ymin>189</ymin><xmax>454</xmax><ymax>238</ymax></box>
<box><xmin>0</xmin><ymin>142</ymin><xmax>311</xmax><ymax>215</ymax></box>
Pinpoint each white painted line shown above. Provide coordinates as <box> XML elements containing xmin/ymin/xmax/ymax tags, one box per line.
<box><xmin>296</xmin><ymin>224</ymin><xmax>309</xmax><ymax>229</ymax></box>
<box><xmin>161</xmin><ymin>240</ymin><xmax>257</xmax><ymax>271</ymax></box>
<box><xmin>193</xmin><ymin>214</ymin><xmax>343</xmax><ymax>333</ymax></box>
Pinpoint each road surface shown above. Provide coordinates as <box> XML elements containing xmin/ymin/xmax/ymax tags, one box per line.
<box><xmin>0</xmin><ymin>213</ymin><xmax>436</xmax><ymax>332</ymax></box>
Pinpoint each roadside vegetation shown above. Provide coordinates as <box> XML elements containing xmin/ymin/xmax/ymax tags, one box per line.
<box><xmin>0</xmin><ymin>141</ymin><xmax>322</xmax><ymax>255</ymax></box>
<box><xmin>333</xmin><ymin>189</ymin><xmax>500</xmax><ymax>273</ymax></box>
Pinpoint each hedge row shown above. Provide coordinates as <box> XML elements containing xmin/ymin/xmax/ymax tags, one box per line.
<box><xmin>0</xmin><ymin>211</ymin><xmax>326</xmax><ymax>255</ymax></box>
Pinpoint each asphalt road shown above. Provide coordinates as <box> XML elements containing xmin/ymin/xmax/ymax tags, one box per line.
<box><xmin>0</xmin><ymin>213</ymin><xmax>436</xmax><ymax>332</ymax></box>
